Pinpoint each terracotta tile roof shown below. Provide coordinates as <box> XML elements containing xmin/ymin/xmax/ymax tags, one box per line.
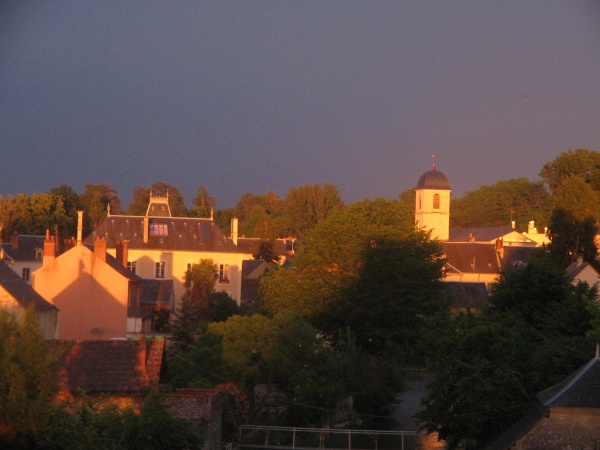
<box><xmin>0</xmin><ymin>261</ymin><xmax>57</xmax><ymax>311</ymax></box>
<box><xmin>85</xmin><ymin>216</ymin><xmax>242</xmax><ymax>253</ymax></box>
<box><xmin>57</xmin><ymin>339</ymin><xmax>165</xmax><ymax>394</ymax></box>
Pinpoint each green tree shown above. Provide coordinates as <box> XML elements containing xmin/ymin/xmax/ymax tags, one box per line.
<box><xmin>209</xmin><ymin>312</ymin><xmax>354</xmax><ymax>427</ymax></box>
<box><xmin>167</xmin><ymin>323</ymin><xmax>224</xmax><ymax>388</ymax></box>
<box><xmin>552</xmin><ymin>174</ymin><xmax>600</xmax><ymax>221</ymax></box>
<box><xmin>540</xmin><ymin>148</ymin><xmax>600</xmax><ymax>194</ymax></box>
<box><xmin>418</xmin><ymin>313</ymin><xmax>531</xmax><ymax>449</ymax></box>
<box><xmin>80</xmin><ymin>184</ymin><xmax>123</xmax><ymax>230</ymax></box>
<box><xmin>252</xmin><ymin>240</ymin><xmax>281</xmax><ymax>264</ymax></box>
<box><xmin>324</xmin><ymin>234</ymin><xmax>445</xmax><ymax>363</ymax></box>
<box><xmin>419</xmin><ymin>256</ymin><xmax>600</xmax><ymax>448</ymax></box>
<box><xmin>128</xmin><ymin>185</ymin><xmax>151</xmax><ymax>215</ymax></box>
<box><xmin>208</xmin><ymin>291</ymin><xmax>240</xmax><ymax>322</ymax></box>
<box><xmin>50</xmin><ymin>184</ymin><xmax>82</xmax><ymax>241</ymax></box>
<box><xmin>260</xmin><ymin>198</ymin><xmax>424</xmax><ymax>319</ymax></box>
<box><xmin>0</xmin><ymin>195</ymin><xmax>17</xmax><ymax>241</ymax></box>
<box><xmin>0</xmin><ymin>308</ymin><xmax>60</xmax><ymax>442</ymax></box>
<box><xmin>190</xmin><ymin>184</ymin><xmax>215</xmax><ymax>218</ymax></box>
<box><xmin>282</xmin><ymin>183</ymin><xmax>343</xmax><ymax>237</ymax></box>
<box><xmin>184</xmin><ymin>259</ymin><xmax>218</xmax><ymax>323</ymax></box>
<box><xmin>547</xmin><ymin>207</ymin><xmax>599</xmax><ymax>267</ymax></box>
<box><xmin>450</xmin><ymin>178</ymin><xmax>551</xmax><ymax>230</ymax></box>
<box><xmin>8</xmin><ymin>193</ymin><xmax>69</xmax><ymax>239</ymax></box>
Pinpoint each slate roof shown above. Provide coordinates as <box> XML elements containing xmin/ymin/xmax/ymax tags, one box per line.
<box><xmin>537</xmin><ymin>350</ymin><xmax>600</xmax><ymax>408</ymax></box>
<box><xmin>85</xmin><ymin>215</ymin><xmax>241</xmax><ymax>253</ymax></box>
<box><xmin>82</xmin><ymin>244</ymin><xmax>143</xmax><ymax>282</ymax></box>
<box><xmin>236</xmin><ymin>238</ymin><xmax>289</xmax><ymax>256</ymax></box>
<box><xmin>140</xmin><ymin>279</ymin><xmax>174</xmax><ymax>306</ymax></box>
<box><xmin>416</xmin><ymin>169</ymin><xmax>451</xmax><ymax>190</ymax></box>
<box><xmin>485</xmin><ymin>349</ymin><xmax>600</xmax><ymax>450</ymax></box>
<box><xmin>0</xmin><ymin>235</ymin><xmax>45</xmax><ymax>261</ymax></box>
<box><xmin>565</xmin><ymin>260</ymin><xmax>599</xmax><ymax>281</ymax></box>
<box><xmin>448</xmin><ymin>227</ymin><xmax>536</xmax><ymax>244</ymax></box>
<box><xmin>57</xmin><ymin>339</ymin><xmax>165</xmax><ymax>394</ymax></box>
<box><xmin>440</xmin><ymin>281</ymin><xmax>489</xmax><ymax>310</ymax></box>
<box><xmin>0</xmin><ymin>261</ymin><xmax>57</xmax><ymax>311</ymax></box>
<box><xmin>241</xmin><ymin>260</ymin><xmax>270</xmax><ymax>304</ymax></box>
<box><xmin>442</xmin><ymin>243</ymin><xmax>542</xmax><ymax>274</ymax></box>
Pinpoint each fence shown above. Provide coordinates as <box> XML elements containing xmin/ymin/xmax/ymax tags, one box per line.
<box><xmin>239</xmin><ymin>425</ymin><xmax>429</xmax><ymax>450</ymax></box>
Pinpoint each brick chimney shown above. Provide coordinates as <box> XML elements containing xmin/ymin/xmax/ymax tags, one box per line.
<box><xmin>116</xmin><ymin>240</ymin><xmax>129</xmax><ymax>267</ymax></box>
<box><xmin>94</xmin><ymin>236</ymin><xmax>107</xmax><ymax>262</ymax></box>
<box><xmin>43</xmin><ymin>229</ymin><xmax>56</xmax><ymax>267</ymax></box>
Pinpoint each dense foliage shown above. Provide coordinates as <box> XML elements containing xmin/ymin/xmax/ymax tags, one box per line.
<box><xmin>0</xmin><ymin>309</ymin><xmax>198</xmax><ymax>449</ymax></box>
<box><xmin>418</xmin><ymin>256</ymin><xmax>600</xmax><ymax>448</ymax></box>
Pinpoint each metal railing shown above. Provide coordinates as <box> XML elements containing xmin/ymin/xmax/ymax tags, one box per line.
<box><xmin>239</xmin><ymin>425</ymin><xmax>425</xmax><ymax>450</ymax></box>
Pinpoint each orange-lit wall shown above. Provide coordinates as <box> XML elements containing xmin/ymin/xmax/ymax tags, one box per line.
<box><xmin>33</xmin><ymin>244</ymin><xmax>130</xmax><ymax>340</ymax></box>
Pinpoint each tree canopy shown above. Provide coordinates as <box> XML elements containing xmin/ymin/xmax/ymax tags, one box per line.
<box><xmin>540</xmin><ymin>148</ymin><xmax>600</xmax><ymax>194</ymax></box>
<box><xmin>419</xmin><ymin>256</ymin><xmax>600</xmax><ymax>448</ymax></box>
<box><xmin>450</xmin><ymin>178</ymin><xmax>551</xmax><ymax>231</ymax></box>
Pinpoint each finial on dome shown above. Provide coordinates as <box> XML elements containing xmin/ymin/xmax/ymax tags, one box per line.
<box><xmin>431</xmin><ymin>154</ymin><xmax>436</xmax><ymax>171</ymax></box>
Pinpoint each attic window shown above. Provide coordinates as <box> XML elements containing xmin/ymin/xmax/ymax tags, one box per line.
<box><xmin>433</xmin><ymin>194</ymin><xmax>441</xmax><ymax>210</ymax></box>
<box><xmin>150</xmin><ymin>223</ymin><xmax>168</xmax><ymax>236</ymax></box>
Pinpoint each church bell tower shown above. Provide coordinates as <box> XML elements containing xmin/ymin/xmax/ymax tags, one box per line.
<box><xmin>415</xmin><ymin>164</ymin><xmax>451</xmax><ymax>241</ymax></box>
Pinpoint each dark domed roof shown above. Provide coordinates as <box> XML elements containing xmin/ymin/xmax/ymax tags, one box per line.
<box><xmin>416</xmin><ymin>168</ymin><xmax>451</xmax><ymax>190</ymax></box>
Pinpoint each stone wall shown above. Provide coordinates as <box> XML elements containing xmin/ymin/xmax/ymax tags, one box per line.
<box><xmin>514</xmin><ymin>407</ymin><xmax>600</xmax><ymax>449</ymax></box>
<box><xmin>165</xmin><ymin>388</ymin><xmax>222</xmax><ymax>450</ymax></box>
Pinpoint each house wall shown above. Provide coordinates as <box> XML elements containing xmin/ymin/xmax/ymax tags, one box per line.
<box><xmin>443</xmin><ymin>272</ymin><xmax>498</xmax><ymax>287</ymax></box>
<box><xmin>572</xmin><ymin>265</ymin><xmax>600</xmax><ymax>287</ymax></box>
<box><xmin>6</xmin><ymin>261</ymin><xmax>42</xmax><ymax>285</ymax></box>
<box><xmin>109</xmin><ymin>248</ymin><xmax>248</xmax><ymax>304</ymax></box>
<box><xmin>514</xmin><ymin>408</ymin><xmax>600</xmax><ymax>449</ymax></box>
<box><xmin>0</xmin><ymin>285</ymin><xmax>58</xmax><ymax>339</ymax></box>
<box><xmin>33</xmin><ymin>244</ymin><xmax>130</xmax><ymax>340</ymax></box>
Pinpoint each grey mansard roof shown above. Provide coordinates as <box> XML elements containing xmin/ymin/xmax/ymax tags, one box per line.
<box><xmin>85</xmin><ymin>215</ymin><xmax>243</xmax><ymax>253</ymax></box>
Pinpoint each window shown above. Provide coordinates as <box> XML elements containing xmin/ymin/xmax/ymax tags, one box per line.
<box><xmin>149</xmin><ymin>223</ymin><xmax>168</xmax><ymax>236</ymax></box>
<box><xmin>22</xmin><ymin>268</ymin><xmax>30</xmax><ymax>282</ymax></box>
<box><xmin>433</xmin><ymin>194</ymin><xmax>441</xmax><ymax>210</ymax></box>
<box><xmin>219</xmin><ymin>264</ymin><xmax>229</xmax><ymax>283</ymax></box>
<box><xmin>155</xmin><ymin>261</ymin><xmax>165</xmax><ymax>278</ymax></box>
<box><xmin>127</xmin><ymin>261</ymin><xmax>136</xmax><ymax>273</ymax></box>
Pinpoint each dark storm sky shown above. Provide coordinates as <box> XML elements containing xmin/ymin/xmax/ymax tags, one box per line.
<box><xmin>2</xmin><ymin>1</ymin><xmax>600</xmax><ymax>209</ymax></box>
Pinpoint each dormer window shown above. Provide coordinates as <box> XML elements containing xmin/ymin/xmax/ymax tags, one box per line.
<box><xmin>150</xmin><ymin>223</ymin><xmax>168</xmax><ymax>236</ymax></box>
<box><xmin>35</xmin><ymin>249</ymin><xmax>43</xmax><ymax>260</ymax></box>
<box><xmin>433</xmin><ymin>194</ymin><xmax>440</xmax><ymax>210</ymax></box>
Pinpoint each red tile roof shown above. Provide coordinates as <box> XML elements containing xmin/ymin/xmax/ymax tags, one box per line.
<box><xmin>57</xmin><ymin>339</ymin><xmax>165</xmax><ymax>394</ymax></box>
